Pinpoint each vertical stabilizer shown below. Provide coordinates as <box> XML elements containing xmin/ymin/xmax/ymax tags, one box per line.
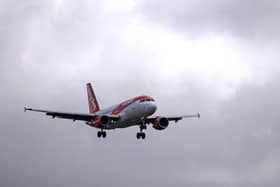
<box><xmin>86</xmin><ymin>83</ymin><xmax>100</xmax><ymax>113</ymax></box>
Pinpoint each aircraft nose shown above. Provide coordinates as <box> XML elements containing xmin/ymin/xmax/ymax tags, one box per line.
<box><xmin>150</xmin><ymin>102</ymin><xmax>157</xmax><ymax>113</ymax></box>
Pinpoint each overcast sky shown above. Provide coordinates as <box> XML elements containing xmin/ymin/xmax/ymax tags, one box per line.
<box><xmin>1</xmin><ymin>0</ymin><xmax>280</xmax><ymax>186</ymax></box>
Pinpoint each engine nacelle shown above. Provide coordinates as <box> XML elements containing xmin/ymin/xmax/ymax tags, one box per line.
<box><xmin>152</xmin><ymin>117</ymin><xmax>169</xmax><ymax>130</ymax></box>
<box><xmin>100</xmin><ymin>115</ymin><xmax>110</xmax><ymax>125</ymax></box>
<box><xmin>90</xmin><ymin>115</ymin><xmax>110</xmax><ymax>128</ymax></box>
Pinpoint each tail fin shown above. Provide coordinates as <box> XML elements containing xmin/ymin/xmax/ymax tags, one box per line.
<box><xmin>86</xmin><ymin>83</ymin><xmax>100</xmax><ymax>113</ymax></box>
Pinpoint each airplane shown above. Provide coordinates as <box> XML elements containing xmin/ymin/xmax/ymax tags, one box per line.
<box><xmin>24</xmin><ymin>83</ymin><xmax>200</xmax><ymax>139</ymax></box>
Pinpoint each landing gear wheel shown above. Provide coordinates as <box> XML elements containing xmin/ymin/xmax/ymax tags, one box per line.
<box><xmin>97</xmin><ymin>131</ymin><xmax>101</xmax><ymax>138</ymax></box>
<box><xmin>97</xmin><ymin>131</ymin><xmax>106</xmax><ymax>138</ymax></box>
<box><xmin>102</xmin><ymin>131</ymin><xmax>107</xmax><ymax>138</ymax></box>
<box><xmin>136</xmin><ymin>133</ymin><xmax>141</xmax><ymax>139</ymax></box>
<box><xmin>136</xmin><ymin>132</ymin><xmax>146</xmax><ymax>139</ymax></box>
<box><xmin>136</xmin><ymin>122</ymin><xmax>148</xmax><ymax>140</ymax></box>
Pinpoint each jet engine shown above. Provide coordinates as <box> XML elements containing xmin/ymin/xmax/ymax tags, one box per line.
<box><xmin>152</xmin><ymin>117</ymin><xmax>169</xmax><ymax>130</ymax></box>
<box><xmin>100</xmin><ymin>115</ymin><xmax>110</xmax><ymax>125</ymax></box>
<box><xmin>91</xmin><ymin>115</ymin><xmax>110</xmax><ymax>127</ymax></box>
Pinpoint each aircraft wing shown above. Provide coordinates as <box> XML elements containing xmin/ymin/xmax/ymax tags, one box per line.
<box><xmin>24</xmin><ymin>107</ymin><xmax>120</xmax><ymax>122</ymax></box>
<box><xmin>144</xmin><ymin>113</ymin><xmax>200</xmax><ymax>124</ymax></box>
<box><xmin>167</xmin><ymin>113</ymin><xmax>201</xmax><ymax>122</ymax></box>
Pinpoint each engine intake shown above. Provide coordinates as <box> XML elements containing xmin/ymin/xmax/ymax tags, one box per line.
<box><xmin>153</xmin><ymin>117</ymin><xmax>169</xmax><ymax>130</ymax></box>
<box><xmin>100</xmin><ymin>115</ymin><xmax>110</xmax><ymax>125</ymax></box>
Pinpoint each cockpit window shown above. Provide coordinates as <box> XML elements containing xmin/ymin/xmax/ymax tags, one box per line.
<box><xmin>140</xmin><ymin>98</ymin><xmax>154</xmax><ymax>102</ymax></box>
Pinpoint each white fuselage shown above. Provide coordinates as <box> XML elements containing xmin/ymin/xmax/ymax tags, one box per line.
<box><xmin>95</xmin><ymin>99</ymin><xmax>157</xmax><ymax>129</ymax></box>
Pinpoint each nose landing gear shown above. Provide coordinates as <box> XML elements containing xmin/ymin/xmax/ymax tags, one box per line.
<box><xmin>136</xmin><ymin>123</ymin><xmax>147</xmax><ymax>140</ymax></box>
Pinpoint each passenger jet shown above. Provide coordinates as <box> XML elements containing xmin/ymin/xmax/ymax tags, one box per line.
<box><xmin>24</xmin><ymin>83</ymin><xmax>200</xmax><ymax>139</ymax></box>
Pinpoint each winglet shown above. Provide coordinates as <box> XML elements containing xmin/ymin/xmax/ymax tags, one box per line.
<box><xmin>197</xmin><ymin>113</ymin><xmax>201</xmax><ymax>118</ymax></box>
<box><xmin>24</xmin><ymin>107</ymin><xmax>27</xmax><ymax>112</ymax></box>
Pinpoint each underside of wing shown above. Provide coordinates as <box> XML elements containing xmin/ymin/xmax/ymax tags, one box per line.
<box><xmin>24</xmin><ymin>107</ymin><xmax>97</xmax><ymax>121</ymax></box>
<box><xmin>142</xmin><ymin>113</ymin><xmax>200</xmax><ymax>130</ymax></box>
<box><xmin>24</xmin><ymin>107</ymin><xmax>120</xmax><ymax>122</ymax></box>
<box><xmin>144</xmin><ymin>113</ymin><xmax>200</xmax><ymax>124</ymax></box>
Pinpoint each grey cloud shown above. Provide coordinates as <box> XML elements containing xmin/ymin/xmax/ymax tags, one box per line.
<box><xmin>139</xmin><ymin>0</ymin><xmax>280</xmax><ymax>40</ymax></box>
<box><xmin>0</xmin><ymin>0</ymin><xmax>279</xmax><ymax>187</ymax></box>
<box><xmin>2</xmin><ymin>76</ymin><xmax>280</xmax><ymax>187</ymax></box>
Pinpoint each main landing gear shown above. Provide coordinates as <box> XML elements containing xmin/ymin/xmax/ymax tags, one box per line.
<box><xmin>97</xmin><ymin>130</ymin><xmax>106</xmax><ymax>138</ymax></box>
<box><xmin>136</xmin><ymin>132</ymin><xmax>145</xmax><ymax>139</ymax></box>
<box><xmin>136</xmin><ymin>123</ymin><xmax>147</xmax><ymax>140</ymax></box>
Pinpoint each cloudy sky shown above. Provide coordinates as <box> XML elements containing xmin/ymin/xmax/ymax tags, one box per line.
<box><xmin>1</xmin><ymin>0</ymin><xmax>280</xmax><ymax>186</ymax></box>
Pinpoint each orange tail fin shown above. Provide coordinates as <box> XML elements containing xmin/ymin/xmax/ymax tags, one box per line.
<box><xmin>86</xmin><ymin>83</ymin><xmax>100</xmax><ymax>113</ymax></box>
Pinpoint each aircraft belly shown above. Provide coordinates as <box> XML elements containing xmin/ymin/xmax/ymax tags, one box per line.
<box><xmin>113</xmin><ymin>120</ymin><xmax>140</xmax><ymax>128</ymax></box>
